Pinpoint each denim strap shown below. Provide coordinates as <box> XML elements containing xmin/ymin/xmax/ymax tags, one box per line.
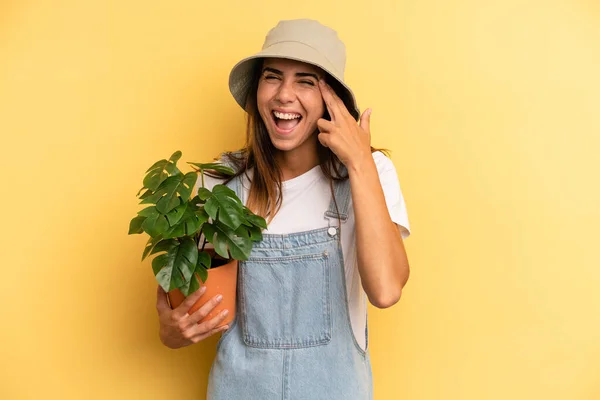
<box><xmin>324</xmin><ymin>165</ymin><xmax>351</xmax><ymax>224</ymax></box>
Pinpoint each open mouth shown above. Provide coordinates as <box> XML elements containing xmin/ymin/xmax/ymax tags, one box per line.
<box><xmin>272</xmin><ymin>110</ymin><xmax>303</xmax><ymax>134</ymax></box>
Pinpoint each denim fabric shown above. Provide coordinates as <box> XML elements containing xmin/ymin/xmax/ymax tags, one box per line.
<box><xmin>207</xmin><ymin>172</ymin><xmax>372</xmax><ymax>400</ymax></box>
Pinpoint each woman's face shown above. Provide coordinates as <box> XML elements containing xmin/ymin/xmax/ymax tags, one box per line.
<box><xmin>256</xmin><ymin>58</ymin><xmax>326</xmax><ymax>154</ymax></box>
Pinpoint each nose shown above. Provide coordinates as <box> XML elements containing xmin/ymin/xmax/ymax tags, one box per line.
<box><xmin>275</xmin><ymin>79</ymin><xmax>295</xmax><ymax>104</ymax></box>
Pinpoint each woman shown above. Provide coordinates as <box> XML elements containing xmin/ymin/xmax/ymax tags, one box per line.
<box><xmin>155</xmin><ymin>19</ymin><xmax>411</xmax><ymax>399</ymax></box>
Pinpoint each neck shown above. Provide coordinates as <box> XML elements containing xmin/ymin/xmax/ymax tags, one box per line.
<box><xmin>275</xmin><ymin>136</ymin><xmax>320</xmax><ymax>181</ymax></box>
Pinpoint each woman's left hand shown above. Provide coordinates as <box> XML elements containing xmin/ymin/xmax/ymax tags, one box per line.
<box><xmin>317</xmin><ymin>79</ymin><xmax>372</xmax><ymax>170</ymax></box>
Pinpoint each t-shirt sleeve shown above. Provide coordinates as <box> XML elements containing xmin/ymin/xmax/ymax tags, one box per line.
<box><xmin>373</xmin><ymin>151</ymin><xmax>411</xmax><ymax>239</ymax></box>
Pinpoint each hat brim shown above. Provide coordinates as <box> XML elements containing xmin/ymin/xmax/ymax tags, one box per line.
<box><xmin>229</xmin><ymin>41</ymin><xmax>360</xmax><ymax>119</ymax></box>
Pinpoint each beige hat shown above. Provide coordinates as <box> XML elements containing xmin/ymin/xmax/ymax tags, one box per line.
<box><xmin>228</xmin><ymin>19</ymin><xmax>360</xmax><ymax>119</ymax></box>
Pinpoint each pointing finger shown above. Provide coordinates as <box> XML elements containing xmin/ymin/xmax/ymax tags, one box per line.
<box><xmin>319</xmin><ymin>80</ymin><xmax>341</xmax><ymax>122</ymax></box>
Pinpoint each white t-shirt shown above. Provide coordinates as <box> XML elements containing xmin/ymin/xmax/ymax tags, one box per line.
<box><xmin>197</xmin><ymin>151</ymin><xmax>410</xmax><ymax>351</ymax></box>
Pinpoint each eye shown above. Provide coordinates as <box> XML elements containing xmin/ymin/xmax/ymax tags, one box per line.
<box><xmin>264</xmin><ymin>75</ymin><xmax>280</xmax><ymax>81</ymax></box>
<box><xmin>300</xmin><ymin>80</ymin><xmax>315</xmax><ymax>86</ymax></box>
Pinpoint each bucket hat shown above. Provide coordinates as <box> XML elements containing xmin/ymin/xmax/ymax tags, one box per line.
<box><xmin>228</xmin><ymin>19</ymin><xmax>360</xmax><ymax>119</ymax></box>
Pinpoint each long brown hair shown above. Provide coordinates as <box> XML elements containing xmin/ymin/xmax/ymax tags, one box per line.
<box><xmin>208</xmin><ymin>59</ymin><xmax>388</xmax><ymax>223</ymax></box>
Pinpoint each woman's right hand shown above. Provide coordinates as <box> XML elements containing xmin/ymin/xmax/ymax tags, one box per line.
<box><xmin>156</xmin><ymin>285</ymin><xmax>230</xmax><ymax>349</ymax></box>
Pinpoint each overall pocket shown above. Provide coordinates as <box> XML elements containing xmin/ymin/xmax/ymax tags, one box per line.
<box><xmin>239</xmin><ymin>252</ymin><xmax>332</xmax><ymax>349</ymax></box>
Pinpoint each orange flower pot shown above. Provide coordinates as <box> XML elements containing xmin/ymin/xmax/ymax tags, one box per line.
<box><xmin>168</xmin><ymin>259</ymin><xmax>238</xmax><ymax>328</ymax></box>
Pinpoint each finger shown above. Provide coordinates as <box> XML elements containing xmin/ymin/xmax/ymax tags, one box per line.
<box><xmin>321</xmin><ymin>80</ymin><xmax>354</xmax><ymax>122</ymax></box>
<box><xmin>185</xmin><ymin>309</ymin><xmax>230</xmax><ymax>341</ymax></box>
<box><xmin>359</xmin><ymin>108</ymin><xmax>372</xmax><ymax>135</ymax></box>
<box><xmin>319</xmin><ymin>80</ymin><xmax>342</xmax><ymax>121</ymax></box>
<box><xmin>190</xmin><ymin>324</ymin><xmax>230</xmax><ymax>343</ymax></box>
<box><xmin>187</xmin><ymin>293</ymin><xmax>225</xmax><ymax>325</ymax></box>
<box><xmin>197</xmin><ymin>308</ymin><xmax>230</xmax><ymax>332</ymax></box>
<box><xmin>171</xmin><ymin>285</ymin><xmax>207</xmax><ymax>321</ymax></box>
<box><xmin>317</xmin><ymin>132</ymin><xmax>331</xmax><ymax>148</ymax></box>
<box><xmin>156</xmin><ymin>285</ymin><xmax>169</xmax><ymax>313</ymax></box>
<box><xmin>317</xmin><ymin>118</ymin><xmax>335</xmax><ymax>133</ymax></box>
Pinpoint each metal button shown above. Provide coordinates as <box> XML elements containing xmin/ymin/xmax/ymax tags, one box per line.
<box><xmin>328</xmin><ymin>227</ymin><xmax>337</xmax><ymax>237</ymax></box>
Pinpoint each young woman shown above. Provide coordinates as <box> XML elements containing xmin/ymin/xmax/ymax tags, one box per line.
<box><xmin>155</xmin><ymin>19</ymin><xmax>411</xmax><ymax>399</ymax></box>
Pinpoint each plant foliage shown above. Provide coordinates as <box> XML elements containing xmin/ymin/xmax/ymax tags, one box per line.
<box><xmin>128</xmin><ymin>151</ymin><xmax>266</xmax><ymax>295</ymax></box>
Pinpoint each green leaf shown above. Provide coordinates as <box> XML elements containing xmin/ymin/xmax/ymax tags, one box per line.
<box><xmin>143</xmin><ymin>151</ymin><xmax>182</xmax><ymax>191</ymax></box>
<box><xmin>204</xmin><ymin>184</ymin><xmax>246</xmax><ymax>230</ymax></box>
<box><xmin>203</xmin><ymin>198</ymin><xmax>217</xmax><ymax>220</ymax></box>
<box><xmin>195</xmin><ymin>207</ymin><xmax>209</xmax><ymax>225</ymax></box>
<box><xmin>153</xmin><ymin>253</ymin><xmax>186</xmax><ymax>292</ymax></box>
<box><xmin>168</xmin><ymin>151</ymin><xmax>182</xmax><ymax>163</ymax></box>
<box><xmin>188</xmin><ymin>251</ymin><xmax>212</xmax><ymax>286</ymax></box>
<box><xmin>166</xmin><ymin>201</ymin><xmax>187</xmax><ymax>226</ymax></box>
<box><xmin>196</xmin><ymin>265</ymin><xmax>208</xmax><ymax>283</ymax></box>
<box><xmin>201</xmin><ymin>223</ymin><xmax>221</xmax><ymax>257</ymax></box>
<box><xmin>247</xmin><ymin>225</ymin><xmax>263</xmax><ymax>241</ymax></box>
<box><xmin>197</xmin><ymin>187</ymin><xmax>212</xmax><ymax>201</ymax></box>
<box><xmin>139</xmin><ymin>189</ymin><xmax>153</xmax><ymax>200</ymax></box>
<box><xmin>235</xmin><ymin>225</ymin><xmax>262</xmax><ymax>242</ymax></box>
<box><xmin>128</xmin><ymin>215</ymin><xmax>145</xmax><ymax>234</ymax></box>
<box><xmin>198</xmin><ymin>251</ymin><xmax>211</xmax><ymax>269</ymax></box>
<box><xmin>151</xmin><ymin>237</ymin><xmax>198</xmax><ymax>292</ymax></box>
<box><xmin>234</xmin><ymin>225</ymin><xmax>250</xmax><ymax>238</ymax></box>
<box><xmin>178</xmin><ymin>248</ymin><xmax>212</xmax><ymax>295</ymax></box>
<box><xmin>182</xmin><ymin>206</ymin><xmax>203</xmax><ymax>236</ymax></box>
<box><xmin>142</xmin><ymin>235</ymin><xmax>163</xmax><ymax>261</ymax></box>
<box><xmin>152</xmin><ymin>254</ymin><xmax>174</xmax><ymax>285</ymax></box>
<box><xmin>179</xmin><ymin>274</ymin><xmax>200</xmax><ymax>296</ymax></box>
<box><xmin>188</xmin><ymin>162</ymin><xmax>235</xmax><ymax>176</ymax></box>
<box><xmin>190</xmin><ymin>195</ymin><xmax>202</xmax><ymax>206</ymax></box>
<box><xmin>161</xmin><ymin>204</ymin><xmax>208</xmax><ymax>239</ymax></box>
<box><xmin>141</xmin><ymin>212</ymin><xmax>170</xmax><ymax>237</ymax></box>
<box><xmin>140</xmin><ymin>172</ymin><xmax>198</xmax><ymax>214</ymax></box>
<box><xmin>203</xmin><ymin>222</ymin><xmax>251</xmax><ymax>260</ymax></box>
<box><xmin>150</xmin><ymin>238</ymin><xmax>178</xmax><ymax>257</ymax></box>
<box><xmin>174</xmin><ymin>237</ymin><xmax>198</xmax><ymax>282</ymax></box>
<box><xmin>137</xmin><ymin>206</ymin><xmax>158</xmax><ymax>218</ymax></box>
<box><xmin>212</xmin><ymin>184</ymin><xmax>239</xmax><ymax>200</ymax></box>
<box><xmin>246</xmin><ymin>214</ymin><xmax>267</xmax><ymax>230</ymax></box>
<box><xmin>162</xmin><ymin>222</ymin><xmax>186</xmax><ymax>239</ymax></box>
<box><xmin>234</xmin><ymin>224</ymin><xmax>262</xmax><ymax>242</ymax></box>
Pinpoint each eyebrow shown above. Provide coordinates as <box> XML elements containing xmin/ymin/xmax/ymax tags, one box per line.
<box><xmin>262</xmin><ymin>67</ymin><xmax>319</xmax><ymax>81</ymax></box>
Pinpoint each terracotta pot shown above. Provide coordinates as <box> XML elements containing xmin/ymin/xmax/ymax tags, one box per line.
<box><xmin>167</xmin><ymin>258</ymin><xmax>238</xmax><ymax>328</ymax></box>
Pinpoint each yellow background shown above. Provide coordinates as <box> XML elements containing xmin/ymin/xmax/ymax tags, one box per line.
<box><xmin>1</xmin><ymin>0</ymin><xmax>599</xmax><ymax>399</ymax></box>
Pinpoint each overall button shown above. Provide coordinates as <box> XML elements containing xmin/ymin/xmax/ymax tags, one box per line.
<box><xmin>327</xmin><ymin>227</ymin><xmax>337</xmax><ymax>237</ymax></box>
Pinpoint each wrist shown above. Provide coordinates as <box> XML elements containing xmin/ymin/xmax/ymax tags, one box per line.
<box><xmin>347</xmin><ymin>152</ymin><xmax>375</xmax><ymax>175</ymax></box>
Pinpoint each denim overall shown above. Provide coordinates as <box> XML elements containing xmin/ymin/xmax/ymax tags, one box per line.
<box><xmin>207</xmin><ymin>171</ymin><xmax>373</xmax><ymax>400</ymax></box>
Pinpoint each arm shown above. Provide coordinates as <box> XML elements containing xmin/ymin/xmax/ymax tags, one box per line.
<box><xmin>316</xmin><ymin>79</ymin><xmax>410</xmax><ymax>308</ymax></box>
<box><xmin>348</xmin><ymin>155</ymin><xmax>409</xmax><ymax>308</ymax></box>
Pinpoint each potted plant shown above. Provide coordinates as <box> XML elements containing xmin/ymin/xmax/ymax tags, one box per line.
<box><xmin>128</xmin><ymin>150</ymin><xmax>266</xmax><ymax>327</ymax></box>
